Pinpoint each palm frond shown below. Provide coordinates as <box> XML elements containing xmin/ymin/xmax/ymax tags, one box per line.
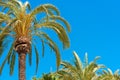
<box><xmin>10</xmin><ymin>0</ymin><xmax>31</xmax><ymax>13</ymax></box>
<box><xmin>0</xmin><ymin>12</ymin><xmax>11</xmax><ymax>22</ymax></box>
<box><xmin>83</xmin><ymin>55</ymin><xmax>104</xmax><ymax>79</ymax></box>
<box><xmin>61</xmin><ymin>61</ymin><xmax>77</xmax><ymax>73</ymax></box>
<box><xmin>41</xmin><ymin>40</ymin><xmax>45</xmax><ymax>57</ymax></box>
<box><xmin>114</xmin><ymin>69</ymin><xmax>120</xmax><ymax>76</ymax></box>
<box><xmin>84</xmin><ymin>62</ymin><xmax>98</xmax><ymax>79</ymax></box>
<box><xmin>30</xmin><ymin>5</ymin><xmax>49</xmax><ymax>17</ymax></box>
<box><xmin>84</xmin><ymin>52</ymin><xmax>88</xmax><ymax>67</ymax></box>
<box><xmin>0</xmin><ymin>20</ymin><xmax>17</xmax><ymax>42</ymax></box>
<box><xmin>57</xmin><ymin>70</ymin><xmax>73</xmax><ymax>80</ymax></box>
<box><xmin>93</xmin><ymin>56</ymin><xmax>101</xmax><ymax>63</ymax></box>
<box><xmin>7</xmin><ymin>43</ymin><xmax>15</xmax><ymax>64</ymax></box>
<box><xmin>49</xmin><ymin>16</ymin><xmax>70</xmax><ymax>32</ymax></box>
<box><xmin>107</xmin><ymin>68</ymin><xmax>113</xmax><ymax>75</ymax></box>
<box><xmin>47</xmin><ymin>41</ymin><xmax>60</xmax><ymax>70</ymax></box>
<box><xmin>10</xmin><ymin>0</ymin><xmax>23</xmax><ymax>8</ymax></box>
<box><xmin>30</xmin><ymin>4</ymin><xmax>60</xmax><ymax>17</ymax></box>
<box><xmin>1</xmin><ymin>6</ymin><xmax>7</xmax><ymax>12</ymax></box>
<box><xmin>0</xmin><ymin>36</ymin><xmax>6</xmax><ymax>57</ymax></box>
<box><xmin>39</xmin><ymin>16</ymin><xmax>71</xmax><ymax>32</ymax></box>
<box><xmin>34</xmin><ymin>45</ymin><xmax>39</xmax><ymax>73</ymax></box>
<box><xmin>35</xmin><ymin>31</ymin><xmax>61</xmax><ymax>70</ymax></box>
<box><xmin>58</xmin><ymin>52</ymin><xmax>105</xmax><ymax>80</ymax></box>
<box><xmin>35</xmin><ymin>22</ymin><xmax>70</xmax><ymax>49</ymax></box>
<box><xmin>97</xmin><ymin>69</ymin><xmax>120</xmax><ymax>80</ymax></box>
<box><xmin>10</xmin><ymin>51</ymin><xmax>16</xmax><ymax>75</ymax></box>
<box><xmin>0</xmin><ymin>42</ymin><xmax>14</xmax><ymax>75</ymax></box>
<box><xmin>0</xmin><ymin>1</ymin><xmax>19</xmax><ymax>17</ymax></box>
<box><xmin>0</xmin><ymin>33</ymin><xmax>10</xmax><ymax>57</ymax></box>
<box><xmin>43</xmin><ymin>4</ymin><xmax>60</xmax><ymax>16</ymax></box>
<box><xmin>24</xmin><ymin>1</ymin><xmax>31</xmax><ymax>11</ymax></box>
<box><xmin>73</xmin><ymin>51</ymin><xmax>83</xmax><ymax>72</ymax></box>
<box><xmin>1</xmin><ymin>7</ymin><xmax>12</xmax><ymax>16</ymax></box>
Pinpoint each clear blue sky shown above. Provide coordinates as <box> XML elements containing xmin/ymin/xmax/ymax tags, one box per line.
<box><xmin>0</xmin><ymin>0</ymin><xmax>120</xmax><ymax>80</ymax></box>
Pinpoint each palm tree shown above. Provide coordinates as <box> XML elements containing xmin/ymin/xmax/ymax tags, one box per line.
<box><xmin>97</xmin><ymin>68</ymin><xmax>120</xmax><ymax>80</ymax></box>
<box><xmin>32</xmin><ymin>73</ymin><xmax>58</xmax><ymax>80</ymax></box>
<box><xmin>0</xmin><ymin>0</ymin><xmax>70</xmax><ymax>80</ymax></box>
<box><xmin>56</xmin><ymin>51</ymin><xmax>104</xmax><ymax>80</ymax></box>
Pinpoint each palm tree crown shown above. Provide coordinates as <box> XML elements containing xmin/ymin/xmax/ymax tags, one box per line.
<box><xmin>0</xmin><ymin>0</ymin><xmax>70</xmax><ymax>77</ymax></box>
<box><xmin>56</xmin><ymin>51</ymin><xmax>104</xmax><ymax>80</ymax></box>
<box><xmin>97</xmin><ymin>68</ymin><xmax>120</xmax><ymax>80</ymax></box>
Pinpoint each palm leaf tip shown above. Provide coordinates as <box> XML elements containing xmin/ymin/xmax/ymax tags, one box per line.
<box><xmin>0</xmin><ymin>66</ymin><xmax>2</xmax><ymax>75</ymax></box>
<box><xmin>94</xmin><ymin>56</ymin><xmax>101</xmax><ymax>63</ymax></box>
<box><xmin>24</xmin><ymin>1</ymin><xmax>31</xmax><ymax>11</ymax></box>
<box><xmin>44</xmin><ymin>4</ymin><xmax>60</xmax><ymax>15</ymax></box>
<box><xmin>73</xmin><ymin>51</ymin><xmax>81</xmax><ymax>63</ymax></box>
<box><xmin>84</xmin><ymin>52</ymin><xmax>88</xmax><ymax>67</ymax></box>
<box><xmin>41</xmin><ymin>40</ymin><xmax>45</xmax><ymax>57</ymax></box>
<box><xmin>114</xmin><ymin>69</ymin><xmax>120</xmax><ymax>75</ymax></box>
<box><xmin>50</xmin><ymin>43</ymin><xmax>61</xmax><ymax>70</ymax></box>
<box><xmin>0</xmin><ymin>44</ymin><xmax>14</xmax><ymax>75</ymax></box>
<box><xmin>34</xmin><ymin>45</ymin><xmax>39</xmax><ymax>73</ymax></box>
<box><xmin>49</xmin><ymin>16</ymin><xmax>71</xmax><ymax>32</ymax></box>
<box><xmin>10</xmin><ymin>52</ymin><xmax>16</xmax><ymax>75</ymax></box>
<box><xmin>73</xmin><ymin>51</ymin><xmax>83</xmax><ymax>71</ymax></box>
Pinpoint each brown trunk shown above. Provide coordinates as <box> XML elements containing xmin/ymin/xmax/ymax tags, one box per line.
<box><xmin>15</xmin><ymin>36</ymin><xmax>31</xmax><ymax>80</ymax></box>
<box><xmin>19</xmin><ymin>53</ymin><xmax>26</xmax><ymax>80</ymax></box>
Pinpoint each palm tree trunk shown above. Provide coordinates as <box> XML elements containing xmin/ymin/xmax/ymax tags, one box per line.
<box><xmin>19</xmin><ymin>53</ymin><xmax>26</xmax><ymax>80</ymax></box>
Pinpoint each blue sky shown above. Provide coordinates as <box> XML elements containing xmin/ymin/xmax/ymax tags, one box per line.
<box><xmin>0</xmin><ymin>0</ymin><xmax>120</xmax><ymax>80</ymax></box>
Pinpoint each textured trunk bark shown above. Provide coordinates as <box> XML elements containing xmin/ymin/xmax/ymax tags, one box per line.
<box><xmin>19</xmin><ymin>53</ymin><xmax>26</xmax><ymax>80</ymax></box>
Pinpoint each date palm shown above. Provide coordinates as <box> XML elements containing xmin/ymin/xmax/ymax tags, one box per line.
<box><xmin>0</xmin><ymin>0</ymin><xmax>70</xmax><ymax>80</ymax></box>
<box><xmin>97</xmin><ymin>68</ymin><xmax>120</xmax><ymax>80</ymax></box>
<box><xmin>32</xmin><ymin>73</ymin><xmax>59</xmax><ymax>80</ymax></box>
<box><xmin>56</xmin><ymin>51</ymin><xmax>104</xmax><ymax>80</ymax></box>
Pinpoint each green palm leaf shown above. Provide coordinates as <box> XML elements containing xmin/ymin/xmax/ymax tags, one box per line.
<box><xmin>50</xmin><ymin>16</ymin><xmax>70</xmax><ymax>32</ymax></box>
<box><xmin>35</xmin><ymin>31</ymin><xmax>61</xmax><ymax>70</ymax></box>
<box><xmin>97</xmin><ymin>68</ymin><xmax>120</xmax><ymax>80</ymax></box>
<box><xmin>30</xmin><ymin>4</ymin><xmax>60</xmax><ymax>17</ymax></box>
<box><xmin>0</xmin><ymin>1</ymin><xmax>19</xmax><ymax>17</ymax></box>
<box><xmin>41</xmin><ymin>40</ymin><xmax>45</xmax><ymax>57</ymax></box>
<box><xmin>43</xmin><ymin>4</ymin><xmax>60</xmax><ymax>15</ymax></box>
<box><xmin>73</xmin><ymin>51</ymin><xmax>83</xmax><ymax>72</ymax></box>
<box><xmin>10</xmin><ymin>51</ymin><xmax>16</xmax><ymax>75</ymax></box>
<box><xmin>24</xmin><ymin>1</ymin><xmax>31</xmax><ymax>11</ymax></box>
<box><xmin>57</xmin><ymin>51</ymin><xmax>104</xmax><ymax>80</ymax></box>
<box><xmin>0</xmin><ymin>12</ymin><xmax>11</xmax><ymax>22</ymax></box>
<box><xmin>0</xmin><ymin>43</ymin><xmax>14</xmax><ymax>75</ymax></box>
<box><xmin>34</xmin><ymin>45</ymin><xmax>39</xmax><ymax>73</ymax></box>
<box><xmin>41</xmin><ymin>16</ymin><xmax>70</xmax><ymax>32</ymax></box>
<box><xmin>35</xmin><ymin>22</ymin><xmax>70</xmax><ymax>49</ymax></box>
